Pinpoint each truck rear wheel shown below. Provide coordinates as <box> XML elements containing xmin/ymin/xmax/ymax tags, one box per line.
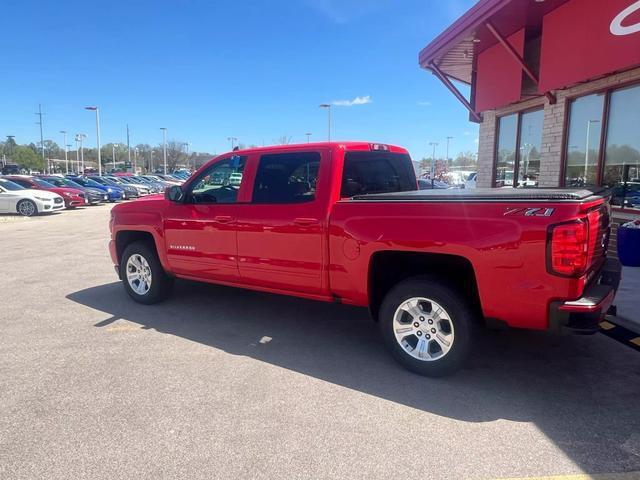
<box><xmin>121</xmin><ymin>241</ymin><xmax>173</xmax><ymax>304</ymax></box>
<box><xmin>379</xmin><ymin>276</ymin><xmax>474</xmax><ymax>377</ymax></box>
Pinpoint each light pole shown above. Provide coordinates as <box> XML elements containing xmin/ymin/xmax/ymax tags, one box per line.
<box><xmin>429</xmin><ymin>142</ymin><xmax>439</xmax><ymax>181</ymax></box>
<box><xmin>319</xmin><ymin>104</ymin><xmax>331</xmax><ymax>142</ymax></box>
<box><xmin>112</xmin><ymin>144</ymin><xmax>119</xmax><ymax>172</ymax></box>
<box><xmin>126</xmin><ymin>124</ymin><xmax>131</xmax><ymax>170</ymax></box>
<box><xmin>60</xmin><ymin>131</ymin><xmax>68</xmax><ymax>173</ymax></box>
<box><xmin>66</xmin><ymin>144</ymin><xmax>73</xmax><ymax>173</ymax></box>
<box><xmin>306</xmin><ymin>132</ymin><xmax>312</xmax><ymax>143</ymax></box>
<box><xmin>149</xmin><ymin>150</ymin><xmax>154</xmax><ymax>173</ymax></box>
<box><xmin>584</xmin><ymin>119</ymin><xmax>600</xmax><ymax>184</ymax></box>
<box><xmin>183</xmin><ymin>142</ymin><xmax>190</xmax><ymax>170</ymax></box>
<box><xmin>75</xmin><ymin>136</ymin><xmax>80</xmax><ymax>173</ymax></box>
<box><xmin>76</xmin><ymin>133</ymin><xmax>87</xmax><ymax>173</ymax></box>
<box><xmin>445</xmin><ymin>136</ymin><xmax>453</xmax><ymax>164</ymax></box>
<box><xmin>84</xmin><ymin>106</ymin><xmax>101</xmax><ymax>175</ymax></box>
<box><xmin>160</xmin><ymin>127</ymin><xmax>167</xmax><ymax>174</ymax></box>
<box><xmin>227</xmin><ymin>137</ymin><xmax>238</xmax><ymax>150</ymax></box>
<box><xmin>134</xmin><ymin>147</ymin><xmax>139</xmax><ymax>173</ymax></box>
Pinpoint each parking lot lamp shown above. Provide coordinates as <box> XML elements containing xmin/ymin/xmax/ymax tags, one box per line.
<box><xmin>60</xmin><ymin>131</ymin><xmax>68</xmax><ymax>173</ymax></box>
<box><xmin>306</xmin><ymin>132</ymin><xmax>312</xmax><ymax>143</ymax></box>
<box><xmin>160</xmin><ymin>127</ymin><xmax>167</xmax><ymax>174</ymax></box>
<box><xmin>84</xmin><ymin>106</ymin><xmax>101</xmax><ymax>175</ymax></box>
<box><xmin>319</xmin><ymin>104</ymin><xmax>331</xmax><ymax>142</ymax></box>
<box><xmin>112</xmin><ymin>144</ymin><xmax>119</xmax><ymax>172</ymax></box>
<box><xmin>66</xmin><ymin>144</ymin><xmax>73</xmax><ymax>173</ymax></box>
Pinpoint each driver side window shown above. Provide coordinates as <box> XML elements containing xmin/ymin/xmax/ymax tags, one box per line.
<box><xmin>189</xmin><ymin>156</ymin><xmax>246</xmax><ymax>204</ymax></box>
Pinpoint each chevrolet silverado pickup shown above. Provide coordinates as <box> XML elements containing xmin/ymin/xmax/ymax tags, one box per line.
<box><xmin>109</xmin><ymin>142</ymin><xmax>620</xmax><ymax>376</ymax></box>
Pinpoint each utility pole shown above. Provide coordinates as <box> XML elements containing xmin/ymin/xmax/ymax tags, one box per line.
<box><xmin>35</xmin><ymin>104</ymin><xmax>45</xmax><ymax>172</ymax></box>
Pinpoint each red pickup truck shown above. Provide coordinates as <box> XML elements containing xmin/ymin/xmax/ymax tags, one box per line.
<box><xmin>109</xmin><ymin>142</ymin><xmax>620</xmax><ymax>376</ymax></box>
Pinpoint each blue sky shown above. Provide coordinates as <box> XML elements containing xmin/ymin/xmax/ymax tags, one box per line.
<box><xmin>0</xmin><ymin>0</ymin><xmax>479</xmax><ymax>160</ymax></box>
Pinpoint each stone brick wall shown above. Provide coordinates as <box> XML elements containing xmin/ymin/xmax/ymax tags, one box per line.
<box><xmin>476</xmin><ymin>66</ymin><xmax>640</xmax><ymax>188</ymax></box>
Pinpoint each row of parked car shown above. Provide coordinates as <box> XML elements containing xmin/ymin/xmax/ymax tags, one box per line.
<box><xmin>0</xmin><ymin>172</ymin><xmax>188</xmax><ymax>217</ymax></box>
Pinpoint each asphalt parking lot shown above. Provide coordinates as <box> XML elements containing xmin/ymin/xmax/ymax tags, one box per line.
<box><xmin>1</xmin><ymin>205</ymin><xmax>640</xmax><ymax>480</ymax></box>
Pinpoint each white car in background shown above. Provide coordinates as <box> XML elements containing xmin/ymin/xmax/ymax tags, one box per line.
<box><xmin>0</xmin><ymin>178</ymin><xmax>65</xmax><ymax>216</ymax></box>
<box><xmin>464</xmin><ymin>172</ymin><xmax>477</xmax><ymax>189</ymax></box>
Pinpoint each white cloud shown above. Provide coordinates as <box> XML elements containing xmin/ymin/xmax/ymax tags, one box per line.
<box><xmin>417</xmin><ymin>101</ymin><xmax>432</xmax><ymax>107</ymax></box>
<box><xmin>332</xmin><ymin>95</ymin><xmax>372</xmax><ymax>107</ymax></box>
<box><xmin>474</xmin><ymin>138</ymin><xmax>479</xmax><ymax>144</ymax></box>
<box><xmin>463</xmin><ymin>131</ymin><xmax>471</xmax><ymax>136</ymax></box>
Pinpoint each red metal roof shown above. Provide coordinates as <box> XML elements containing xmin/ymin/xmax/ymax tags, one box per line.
<box><xmin>419</xmin><ymin>0</ymin><xmax>569</xmax><ymax>84</ymax></box>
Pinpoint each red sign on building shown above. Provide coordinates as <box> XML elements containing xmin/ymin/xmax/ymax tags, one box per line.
<box><xmin>539</xmin><ymin>0</ymin><xmax>640</xmax><ymax>93</ymax></box>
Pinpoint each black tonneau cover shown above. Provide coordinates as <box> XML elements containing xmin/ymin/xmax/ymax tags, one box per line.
<box><xmin>349</xmin><ymin>188</ymin><xmax>607</xmax><ymax>202</ymax></box>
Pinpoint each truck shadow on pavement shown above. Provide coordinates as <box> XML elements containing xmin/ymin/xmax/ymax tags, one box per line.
<box><xmin>67</xmin><ymin>280</ymin><xmax>640</xmax><ymax>474</ymax></box>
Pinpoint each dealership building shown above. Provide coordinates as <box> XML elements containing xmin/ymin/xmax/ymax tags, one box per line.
<box><xmin>420</xmin><ymin>0</ymin><xmax>640</xmax><ymax>223</ymax></box>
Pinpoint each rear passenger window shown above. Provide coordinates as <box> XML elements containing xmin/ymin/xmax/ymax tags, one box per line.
<box><xmin>341</xmin><ymin>152</ymin><xmax>417</xmax><ymax>197</ymax></box>
<box><xmin>252</xmin><ymin>152</ymin><xmax>320</xmax><ymax>204</ymax></box>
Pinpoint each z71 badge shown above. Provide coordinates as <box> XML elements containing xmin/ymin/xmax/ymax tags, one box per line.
<box><xmin>503</xmin><ymin>207</ymin><xmax>555</xmax><ymax>217</ymax></box>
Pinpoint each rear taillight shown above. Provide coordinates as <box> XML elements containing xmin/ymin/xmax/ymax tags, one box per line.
<box><xmin>548</xmin><ymin>220</ymin><xmax>589</xmax><ymax>277</ymax></box>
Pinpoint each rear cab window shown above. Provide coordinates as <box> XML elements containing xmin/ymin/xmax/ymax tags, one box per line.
<box><xmin>252</xmin><ymin>152</ymin><xmax>320</xmax><ymax>204</ymax></box>
<box><xmin>340</xmin><ymin>151</ymin><xmax>417</xmax><ymax>197</ymax></box>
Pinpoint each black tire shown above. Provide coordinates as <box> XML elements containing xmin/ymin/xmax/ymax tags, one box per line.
<box><xmin>120</xmin><ymin>241</ymin><xmax>174</xmax><ymax>304</ymax></box>
<box><xmin>16</xmin><ymin>199</ymin><xmax>37</xmax><ymax>217</ymax></box>
<box><xmin>379</xmin><ymin>276</ymin><xmax>474</xmax><ymax>377</ymax></box>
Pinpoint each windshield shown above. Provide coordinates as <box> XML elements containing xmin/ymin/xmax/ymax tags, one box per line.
<box><xmin>74</xmin><ymin>177</ymin><xmax>102</xmax><ymax>188</ymax></box>
<box><xmin>0</xmin><ymin>178</ymin><xmax>25</xmax><ymax>191</ymax></box>
<box><xmin>33</xmin><ymin>178</ymin><xmax>55</xmax><ymax>188</ymax></box>
<box><xmin>39</xmin><ymin>177</ymin><xmax>65</xmax><ymax>187</ymax></box>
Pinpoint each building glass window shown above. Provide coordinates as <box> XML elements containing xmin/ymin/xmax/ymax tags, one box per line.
<box><xmin>495</xmin><ymin>114</ymin><xmax>517</xmax><ymax>187</ymax></box>
<box><xmin>494</xmin><ymin>109</ymin><xmax>543</xmax><ymax>188</ymax></box>
<box><xmin>563</xmin><ymin>83</ymin><xmax>640</xmax><ymax>210</ymax></box>
<box><xmin>564</xmin><ymin>93</ymin><xmax>604</xmax><ymax>187</ymax></box>
<box><xmin>603</xmin><ymin>84</ymin><xmax>640</xmax><ymax>210</ymax></box>
<box><xmin>517</xmin><ymin>109</ymin><xmax>543</xmax><ymax>187</ymax></box>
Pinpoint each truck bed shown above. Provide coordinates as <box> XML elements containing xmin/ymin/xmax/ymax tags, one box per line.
<box><xmin>349</xmin><ymin>188</ymin><xmax>606</xmax><ymax>203</ymax></box>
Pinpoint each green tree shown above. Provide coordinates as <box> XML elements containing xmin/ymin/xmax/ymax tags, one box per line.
<box><xmin>13</xmin><ymin>146</ymin><xmax>45</xmax><ymax>171</ymax></box>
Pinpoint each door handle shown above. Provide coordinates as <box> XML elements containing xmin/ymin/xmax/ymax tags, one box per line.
<box><xmin>213</xmin><ymin>215</ymin><xmax>234</xmax><ymax>224</ymax></box>
<box><xmin>293</xmin><ymin>217</ymin><xmax>319</xmax><ymax>226</ymax></box>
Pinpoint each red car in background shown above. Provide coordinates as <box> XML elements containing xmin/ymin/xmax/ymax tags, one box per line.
<box><xmin>3</xmin><ymin>175</ymin><xmax>87</xmax><ymax>208</ymax></box>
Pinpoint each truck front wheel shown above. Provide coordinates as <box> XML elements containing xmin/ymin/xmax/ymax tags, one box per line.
<box><xmin>120</xmin><ymin>241</ymin><xmax>174</xmax><ymax>304</ymax></box>
<box><xmin>379</xmin><ymin>276</ymin><xmax>474</xmax><ymax>377</ymax></box>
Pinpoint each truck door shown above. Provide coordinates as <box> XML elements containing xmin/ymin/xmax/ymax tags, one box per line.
<box><xmin>236</xmin><ymin>149</ymin><xmax>330</xmax><ymax>295</ymax></box>
<box><xmin>163</xmin><ymin>154</ymin><xmax>247</xmax><ymax>283</ymax></box>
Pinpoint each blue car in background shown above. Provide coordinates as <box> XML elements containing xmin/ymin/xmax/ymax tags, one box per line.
<box><xmin>66</xmin><ymin>175</ymin><xmax>123</xmax><ymax>202</ymax></box>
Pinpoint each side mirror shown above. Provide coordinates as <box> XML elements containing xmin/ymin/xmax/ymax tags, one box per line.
<box><xmin>165</xmin><ymin>185</ymin><xmax>184</xmax><ymax>203</ymax></box>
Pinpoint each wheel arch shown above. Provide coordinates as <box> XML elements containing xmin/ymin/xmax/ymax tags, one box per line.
<box><xmin>368</xmin><ymin>250</ymin><xmax>482</xmax><ymax>322</ymax></box>
<box><xmin>115</xmin><ymin>228</ymin><xmax>170</xmax><ymax>272</ymax></box>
